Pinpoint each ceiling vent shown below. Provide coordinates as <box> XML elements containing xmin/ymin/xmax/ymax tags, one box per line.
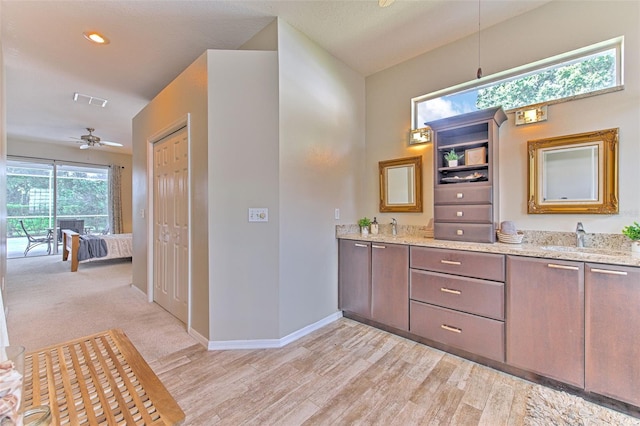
<box><xmin>73</xmin><ymin>92</ymin><xmax>108</xmax><ymax>107</ymax></box>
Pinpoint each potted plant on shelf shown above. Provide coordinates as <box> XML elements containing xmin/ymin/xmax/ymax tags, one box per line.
<box><xmin>444</xmin><ymin>149</ymin><xmax>460</xmax><ymax>167</ymax></box>
<box><xmin>358</xmin><ymin>217</ymin><xmax>371</xmax><ymax>236</ymax></box>
<box><xmin>622</xmin><ymin>221</ymin><xmax>640</xmax><ymax>254</ymax></box>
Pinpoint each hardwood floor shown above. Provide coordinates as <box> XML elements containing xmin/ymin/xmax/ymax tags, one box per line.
<box><xmin>149</xmin><ymin>318</ymin><xmax>532</xmax><ymax>425</ymax></box>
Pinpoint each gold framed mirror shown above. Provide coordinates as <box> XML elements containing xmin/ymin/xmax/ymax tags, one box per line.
<box><xmin>528</xmin><ymin>128</ymin><xmax>618</xmax><ymax>214</ymax></box>
<box><xmin>379</xmin><ymin>156</ymin><xmax>423</xmax><ymax>212</ymax></box>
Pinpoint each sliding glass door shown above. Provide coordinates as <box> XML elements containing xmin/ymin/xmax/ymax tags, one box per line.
<box><xmin>7</xmin><ymin>158</ymin><xmax>109</xmax><ymax>258</ymax></box>
<box><xmin>56</xmin><ymin>164</ymin><xmax>109</xmax><ymax>235</ymax></box>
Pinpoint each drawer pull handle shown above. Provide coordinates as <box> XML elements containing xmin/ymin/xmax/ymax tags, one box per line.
<box><xmin>441</xmin><ymin>324</ymin><xmax>462</xmax><ymax>334</ymax></box>
<box><xmin>456</xmin><ymin>211</ymin><xmax>463</xmax><ymax>217</ymax></box>
<box><xmin>372</xmin><ymin>244</ymin><xmax>386</xmax><ymax>249</ymax></box>
<box><xmin>440</xmin><ymin>287</ymin><xmax>461</xmax><ymax>295</ymax></box>
<box><xmin>456</xmin><ymin>193</ymin><xmax>464</xmax><ymax>199</ymax></box>
<box><xmin>590</xmin><ymin>268</ymin><xmax>628</xmax><ymax>276</ymax></box>
<box><xmin>547</xmin><ymin>263</ymin><xmax>579</xmax><ymax>271</ymax></box>
<box><xmin>456</xmin><ymin>229</ymin><xmax>464</xmax><ymax>235</ymax></box>
<box><xmin>440</xmin><ymin>260</ymin><xmax>461</xmax><ymax>265</ymax></box>
<box><xmin>354</xmin><ymin>243</ymin><xmax>368</xmax><ymax>248</ymax></box>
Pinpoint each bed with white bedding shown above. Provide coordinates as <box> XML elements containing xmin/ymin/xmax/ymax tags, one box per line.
<box><xmin>62</xmin><ymin>230</ymin><xmax>132</xmax><ymax>272</ymax></box>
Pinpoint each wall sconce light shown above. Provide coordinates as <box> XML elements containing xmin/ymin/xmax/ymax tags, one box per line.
<box><xmin>409</xmin><ymin>126</ymin><xmax>432</xmax><ymax>145</ymax></box>
<box><xmin>515</xmin><ymin>105</ymin><xmax>548</xmax><ymax>125</ymax></box>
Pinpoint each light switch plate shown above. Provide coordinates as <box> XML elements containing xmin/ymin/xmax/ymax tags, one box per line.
<box><xmin>248</xmin><ymin>208</ymin><xmax>268</xmax><ymax>222</ymax></box>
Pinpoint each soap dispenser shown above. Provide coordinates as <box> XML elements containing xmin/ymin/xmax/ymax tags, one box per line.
<box><xmin>371</xmin><ymin>217</ymin><xmax>379</xmax><ymax>235</ymax></box>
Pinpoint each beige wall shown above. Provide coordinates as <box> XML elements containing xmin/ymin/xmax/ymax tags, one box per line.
<box><xmin>0</xmin><ymin>1</ymin><xmax>8</xmax><ymax>345</ymax></box>
<box><xmin>134</xmin><ymin>20</ymin><xmax>365</xmax><ymax>343</ymax></box>
<box><xmin>365</xmin><ymin>1</ymin><xmax>640</xmax><ymax>234</ymax></box>
<box><xmin>275</xmin><ymin>20</ymin><xmax>365</xmax><ymax>336</ymax></box>
<box><xmin>132</xmin><ymin>52</ymin><xmax>210</xmax><ymax>338</ymax></box>
<box><xmin>206</xmin><ymin>50</ymin><xmax>280</xmax><ymax>340</ymax></box>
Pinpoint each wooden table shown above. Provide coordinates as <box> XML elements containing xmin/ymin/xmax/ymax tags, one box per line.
<box><xmin>23</xmin><ymin>329</ymin><xmax>185</xmax><ymax>425</ymax></box>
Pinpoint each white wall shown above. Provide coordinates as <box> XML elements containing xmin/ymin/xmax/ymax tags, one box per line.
<box><xmin>366</xmin><ymin>1</ymin><xmax>640</xmax><ymax>234</ymax></box>
<box><xmin>276</xmin><ymin>20</ymin><xmax>366</xmax><ymax>336</ymax></box>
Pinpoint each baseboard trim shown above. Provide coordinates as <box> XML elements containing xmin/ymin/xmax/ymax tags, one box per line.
<box><xmin>206</xmin><ymin>311</ymin><xmax>343</xmax><ymax>351</ymax></box>
<box><xmin>188</xmin><ymin>327</ymin><xmax>209</xmax><ymax>348</ymax></box>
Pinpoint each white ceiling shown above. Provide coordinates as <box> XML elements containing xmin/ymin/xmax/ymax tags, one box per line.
<box><xmin>1</xmin><ymin>0</ymin><xmax>552</xmax><ymax>154</ymax></box>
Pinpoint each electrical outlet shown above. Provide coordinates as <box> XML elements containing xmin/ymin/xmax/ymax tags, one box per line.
<box><xmin>248</xmin><ymin>208</ymin><xmax>268</xmax><ymax>222</ymax></box>
<box><xmin>335</xmin><ymin>208</ymin><xmax>340</xmax><ymax>220</ymax></box>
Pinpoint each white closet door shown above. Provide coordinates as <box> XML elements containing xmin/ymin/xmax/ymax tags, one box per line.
<box><xmin>153</xmin><ymin>127</ymin><xmax>189</xmax><ymax>323</ymax></box>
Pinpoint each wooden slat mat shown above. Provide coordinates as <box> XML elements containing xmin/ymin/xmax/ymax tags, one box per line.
<box><xmin>23</xmin><ymin>329</ymin><xmax>184</xmax><ymax>425</ymax></box>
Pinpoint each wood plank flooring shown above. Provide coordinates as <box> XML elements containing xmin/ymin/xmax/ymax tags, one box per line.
<box><xmin>149</xmin><ymin>318</ymin><xmax>532</xmax><ymax>425</ymax></box>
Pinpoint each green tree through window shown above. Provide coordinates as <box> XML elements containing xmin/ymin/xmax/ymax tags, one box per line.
<box><xmin>413</xmin><ymin>39</ymin><xmax>621</xmax><ymax>126</ymax></box>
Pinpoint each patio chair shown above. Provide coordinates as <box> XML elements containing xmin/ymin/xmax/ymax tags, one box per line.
<box><xmin>19</xmin><ymin>220</ymin><xmax>53</xmax><ymax>256</ymax></box>
<box><xmin>57</xmin><ymin>219</ymin><xmax>85</xmax><ymax>243</ymax></box>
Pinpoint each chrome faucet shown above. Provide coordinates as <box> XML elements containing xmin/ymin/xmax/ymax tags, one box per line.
<box><xmin>576</xmin><ymin>222</ymin><xmax>586</xmax><ymax>248</ymax></box>
<box><xmin>391</xmin><ymin>218</ymin><xmax>397</xmax><ymax>236</ymax></box>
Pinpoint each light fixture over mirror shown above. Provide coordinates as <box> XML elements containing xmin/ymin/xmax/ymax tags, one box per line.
<box><xmin>516</xmin><ymin>105</ymin><xmax>548</xmax><ymax>125</ymax></box>
<box><xmin>409</xmin><ymin>126</ymin><xmax>432</xmax><ymax>145</ymax></box>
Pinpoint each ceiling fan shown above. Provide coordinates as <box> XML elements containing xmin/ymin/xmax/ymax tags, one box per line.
<box><xmin>73</xmin><ymin>128</ymin><xmax>123</xmax><ymax>149</ymax></box>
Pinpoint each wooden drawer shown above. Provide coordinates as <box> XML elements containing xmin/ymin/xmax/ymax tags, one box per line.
<box><xmin>434</xmin><ymin>204</ymin><xmax>493</xmax><ymax>223</ymax></box>
<box><xmin>410</xmin><ymin>269</ymin><xmax>504</xmax><ymax>320</ymax></box>
<box><xmin>410</xmin><ymin>301</ymin><xmax>504</xmax><ymax>362</ymax></box>
<box><xmin>434</xmin><ymin>185</ymin><xmax>492</xmax><ymax>205</ymax></box>
<box><xmin>410</xmin><ymin>246</ymin><xmax>505</xmax><ymax>281</ymax></box>
<box><xmin>434</xmin><ymin>222</ymin><xmax>496</xmax><ymax>243</ymax></box>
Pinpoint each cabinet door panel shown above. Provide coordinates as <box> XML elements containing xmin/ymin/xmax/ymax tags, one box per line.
<box><xmin>338</xmin><ymin>240</ymin><xmax>371</xmax><ymax>318</ymax></box>
<box><xmin>371</xmin><ymin>243</ymin><xmax>409</xmax><ymax>330</ymax></box>
<box><xmin>586</xmin><ymin>263</ymin><xmax>640</xmax><ymax>406</ymax></box>
<box><xmin>506</xmin><ymin>256</ymin><xmax>584</xmax><ymax>387</ymax></box>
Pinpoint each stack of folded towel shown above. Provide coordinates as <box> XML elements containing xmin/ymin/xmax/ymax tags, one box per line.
<box><xmin>497</xmin><ymin>221</ymin><xmax>524</xmax><ymax>243</ymax></box>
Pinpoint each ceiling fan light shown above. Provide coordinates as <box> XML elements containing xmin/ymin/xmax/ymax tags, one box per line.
<box><xmin>83</xmin><ymin>32</ymin><xmax>110</xmax><ymax>45</ymax></box>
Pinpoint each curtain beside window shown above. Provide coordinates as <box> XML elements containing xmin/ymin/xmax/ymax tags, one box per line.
<box><xmin>109</xmin><ymin>165</ymin><xmax>123</xmax><ymax>234</ymax></box>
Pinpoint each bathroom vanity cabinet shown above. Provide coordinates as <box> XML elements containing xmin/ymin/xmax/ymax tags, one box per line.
<box><xmin>427</xmin><ymin>107</ymin><xmax>507</xmax><ymax>243</ymax></box>
<box><xmin>585</xmin><ymin>263</ymin><xmax>640</xmax><ymax>406</ymax></box>
<box><xmin>506</xmin><ymin>256</ymin><xmax>585</xmax><ymax>387</ymax></box>
<box><xmin>338</xmin><ymin>239</ymin><xmax>409</xmax><ymax>330</ymax></box>
<box><xmin>409</xmin><ymin>247</ymin><xmax>506</xmax><ymax>361</ymax></box>
<box><xmin>337</xmin><ymin>235</ymin><xmax>640</xmax><ymax>412</ymax></box>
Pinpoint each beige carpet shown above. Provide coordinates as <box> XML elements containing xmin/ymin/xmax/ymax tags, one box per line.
<box><xmin>525</xmin><ymin>381</ymin><xmax>640</xmax><ymax>425</ymax></box>
<box><xmin>5</xmin><ymin>254</ymin><xmax>199</xmax><ymax>362</ymax></box>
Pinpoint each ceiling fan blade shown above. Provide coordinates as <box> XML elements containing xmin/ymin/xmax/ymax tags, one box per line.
<box><xmin>80</xmin><ymin>144</ymin><xmax>90</xmax><ymax>150</ymax></box>
<box><xmin>101</xmin><ymin>141</ymin><xmax>123</xmax><ymax>147</ymax></box>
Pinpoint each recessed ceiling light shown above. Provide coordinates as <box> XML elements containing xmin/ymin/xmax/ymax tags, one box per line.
<box><xmin>378</xmin><ymin>0</ymin><xmax>395</xmax><ymax>7</ymax></box>
<box><xmin>83</xmin><ymin>31</ymin><xmax>110</xmax><ymax>45</ymax></box>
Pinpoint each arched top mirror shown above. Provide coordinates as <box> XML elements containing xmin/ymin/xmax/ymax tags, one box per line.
<box><xmin>528</xmin><ymin>128</ymin><xmax>618</xmax><ymax>214</ymax></box>
<box><xmin>379</xmin><ymin>156</ymin><xmax>423</xmax><ymax>213</ymax></box>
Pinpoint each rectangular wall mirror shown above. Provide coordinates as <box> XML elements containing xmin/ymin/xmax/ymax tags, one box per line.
<box><xmin>528</xmin><ymin>128</ymin><xmax>618</xmax><ymax>214</ymax></box>
<box><xmin>379</xmin><ymin>156</ymin><xmax>422</xmax><ymax>212</ymax></box>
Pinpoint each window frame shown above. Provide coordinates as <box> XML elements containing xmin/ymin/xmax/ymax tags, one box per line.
<box><xmin>411</xmin><ymin>37</ymin><xmax>624</xmax><ymax>129</ymax></box>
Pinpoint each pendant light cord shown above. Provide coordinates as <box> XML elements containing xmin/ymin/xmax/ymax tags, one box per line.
<box><xmin>477</xmin><ymin>0</ymin><xmax>483</xmax><ymax>79</ymax></box>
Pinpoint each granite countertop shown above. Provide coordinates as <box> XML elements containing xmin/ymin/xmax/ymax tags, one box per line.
<box><xmin>337</xmin><ymin>232</ymin><xmax>640</xmax><ymax>267</ymax></box>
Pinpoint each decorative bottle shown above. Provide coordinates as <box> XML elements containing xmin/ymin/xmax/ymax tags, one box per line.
<box><xmin>371</xmin><ymin>217</ymin><xmax>379</xmax><ymax>235</ymax></box>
